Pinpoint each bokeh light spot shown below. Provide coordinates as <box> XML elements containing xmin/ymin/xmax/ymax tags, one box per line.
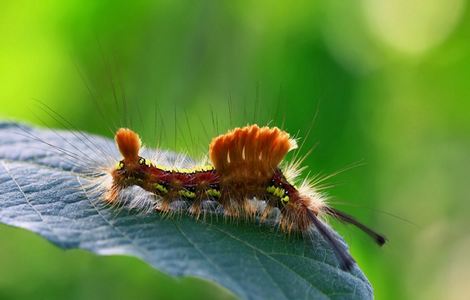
<box><xmin>362</xmin><ymin>0</ymin><xmax>466</xmax><ymax>55</ymax></box>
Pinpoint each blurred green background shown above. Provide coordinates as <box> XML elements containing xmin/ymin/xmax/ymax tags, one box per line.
<box><xmin>1</xmin><ymin>1</ymin><xmax>470</xmax><ymax>299</ymax></box>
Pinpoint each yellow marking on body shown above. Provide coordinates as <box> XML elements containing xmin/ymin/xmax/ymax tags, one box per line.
<box><xmin>266</xmin><ymin>185</ymin><xmax>285</xmax><ymax>198</ymax></box>
<box><xmin>137</xmin><ymin>157</ymin><xmax>153</xmax><ymax>167</ymax></box>
<box><xmin>198</xmin><ymin>165</ymin><xmax>215</xmax><ymax>172</ymax></box>
<box><xmin>178</xmin><ymin>189</ymin><xmax>196</xmax><ymax>198</ymax></box>
<box><xmin>115</xmin><ymin>161</ymin><xmax>124</xmax><ymax>170</ymax></box>
<box><xmin>155</xmin><ymin>164</ymin><xmax>171</xmax><ymax>172</ymax></box>
<box><xmin>206</xmin><ymin>188</ymin><xmax>221</xmax><ymax>198</ymax></box>
<box><xmin>281</xmin><ymin>195</ymin><xmax>289</xmax><ymax>205</ymax></box>
<box><xmin>153</xmin><ymin>164</ymin><xmax>214</xmax><ymax>173</ymax></box>
<box><xmin>154</xmin><ymin>183</ymin><xmax>168</xmax><ymax>194</ymax></box>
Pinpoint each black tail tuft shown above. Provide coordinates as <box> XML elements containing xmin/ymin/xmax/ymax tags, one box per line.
<box><xmin>307</xmin><ymin>210</ymin><xmax>355</xmax><ymax>271</ymax></box>
<box><xmin>324</xmin><ymin>207</ymin><xmax>387</xmax><ymax>246</ymax></box>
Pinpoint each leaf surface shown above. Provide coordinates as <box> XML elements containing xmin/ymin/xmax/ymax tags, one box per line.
<box><xmin>0</xmin><ymin>122</ymin><xmax>372</xmax><ymax>300</ymax></box>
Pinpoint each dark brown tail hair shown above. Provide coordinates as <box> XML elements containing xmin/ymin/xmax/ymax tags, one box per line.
<box><xmin>324</xmin><ymin>207</ymin><xmax>387</xmax><ymax>246</ymax></box>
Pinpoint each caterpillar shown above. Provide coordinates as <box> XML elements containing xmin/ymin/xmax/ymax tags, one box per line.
<box><xmin>106</xmin><ymin>124</ymin><xmax>386</xmax><ymax>270</ymax></box>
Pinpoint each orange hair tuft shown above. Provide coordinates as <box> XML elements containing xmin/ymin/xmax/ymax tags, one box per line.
<box><xmin>209</xmin><ymin>125</ymin><xmax>295</xmax><ymax>184</ymax></box>
<box><xmin>115</xmin><ymin>128</ymin><xmax>141</xmax><ymax>162</ymax></box>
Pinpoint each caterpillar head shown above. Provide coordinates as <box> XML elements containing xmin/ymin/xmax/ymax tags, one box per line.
<box><xmin>105</xmin><ymin>128</ymin><xmax>153</xmax><ymax>204</ymax></box>
<box><xmin>112</xmin><ymin>128</ymin><xmax>152</xmax><ymax>185</ymax></box>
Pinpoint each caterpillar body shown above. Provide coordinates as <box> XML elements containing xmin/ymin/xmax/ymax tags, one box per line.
<box><xmin>106</xmin><ymin>124</ymin><xmax>386</xmax><ymax>270</ymax></box>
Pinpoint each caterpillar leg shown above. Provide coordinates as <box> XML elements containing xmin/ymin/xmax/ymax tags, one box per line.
<box><xmin>104</xmin><ymin>184</ymin><xmax>121</xmax><ymax>205</ymax></box>
<box><xmin>241</xmin><ymin>198</ymin><xmax>258</xmax><ymax>221</ymax></box>
<box><xmin>221</xmin><ymin>197</ymin><xmax>242</xmax><ymax>219</ymax></box>
<box><xmin>189</xmin><ymin>197</ymin><xmax>204</xmax><ymax>219</ymax></box>
<box><xmin>157</xmin><ymin>196</ymin><xmax>172</xmax><ymax>214</ymax></box>
<box><xmin>260</xmin><ymin>204</ymin><xmax>274</xmax><ymax>222</ymax></box>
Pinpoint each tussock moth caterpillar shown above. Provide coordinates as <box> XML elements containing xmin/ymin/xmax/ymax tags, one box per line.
<box><xmin>104</xmin><ymin>124</ymin><xmax>386</xmax><ymax>270</ymax></box>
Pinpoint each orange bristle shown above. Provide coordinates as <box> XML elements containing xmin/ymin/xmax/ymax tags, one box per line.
<box><xmin>115</xmin><ymin>128</ymin><xmax>141</xmax><ymax>162</ymax></box>
<box><xmin>209</xmin><ymin>125</ymin><xmax>294</xmax><ymax>184</ymax></box>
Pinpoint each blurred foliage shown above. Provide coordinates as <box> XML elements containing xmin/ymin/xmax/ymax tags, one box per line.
<box><xmin>1</xmin><ymin>0</ymin><xmax>470</xmax><ymax>299</ymax></box>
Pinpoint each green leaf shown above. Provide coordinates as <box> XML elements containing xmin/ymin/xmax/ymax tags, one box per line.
<box><xmin>0</xmin><ymin>121</ymin><xmax>372</xmax><ymax>300</ymax></box>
